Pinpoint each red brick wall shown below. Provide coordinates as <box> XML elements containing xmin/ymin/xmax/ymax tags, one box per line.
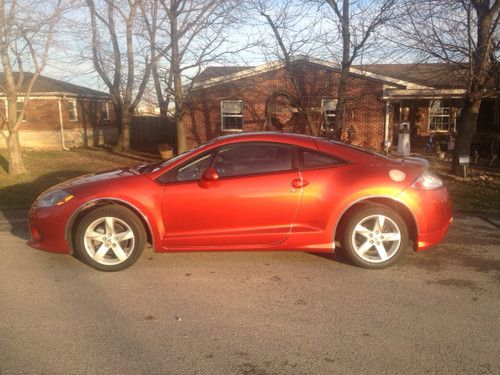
<box><xmin>0</xmin><ymin>97</ymin><xmax>114</xmax><ymax>131</ymax></box>
<box><xmin>183</xmin><ymin>63</ymin><xmax>386</xmax><ymax>150</ymax></box>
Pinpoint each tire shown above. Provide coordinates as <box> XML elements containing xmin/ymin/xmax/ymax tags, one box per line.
<box><xmin>341</xmin><ymin>204</ymin><xmax>409</xmax><ymax>269</ymax></box>
<box><xmin>74</xmin><ymin>205</ymin><xmax>146</xmax><ymax>271</ymax></box>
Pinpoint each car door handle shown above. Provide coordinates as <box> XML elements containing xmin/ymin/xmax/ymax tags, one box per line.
<box><xmin>291</xmin><ymin>178</ymin><xmax>309</xmax><ymax>188</ymax></box>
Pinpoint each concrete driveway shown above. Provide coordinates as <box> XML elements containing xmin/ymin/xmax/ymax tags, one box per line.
<box><xmin>0</xmin><ymin>212</ymin><xmax>498</xmax><ymax>374</ymax></box>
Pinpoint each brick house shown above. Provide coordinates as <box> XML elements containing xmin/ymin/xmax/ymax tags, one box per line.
<box><xmin>0</xmin><ymin>73</ymin><xmax>117</xmax><ymax>150</ymax></box>
<box><xmin>183</xmin><ymin>57</ymin><xmax>499</xmax><ymax>153</ymax></box>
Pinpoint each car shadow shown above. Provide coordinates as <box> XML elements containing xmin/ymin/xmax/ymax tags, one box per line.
<box><xmin>1</xmin><ymin>170</ymin><xmax>90</xmax><ymax>241</ymax></box>
<box><xmin>306</xmin><ymin>249</ymin><xmax>352</xmax><ymax>266</ymax></box>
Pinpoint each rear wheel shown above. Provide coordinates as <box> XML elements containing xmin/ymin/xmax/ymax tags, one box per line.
<box><xmin>341</xmin><ymin>204</ymin><xmax>409</xmax><ymax>269</ymax></box>
<box><xmin>74</xmin><ymin>205</ymin><xmax>146</xmax><ymax>271</ymax></box>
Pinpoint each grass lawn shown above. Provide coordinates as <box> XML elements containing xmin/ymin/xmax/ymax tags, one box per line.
<box><xmin>0</xmin><ymin>148</ymin><xmax>156</xmax><ymax>209</ymax></box>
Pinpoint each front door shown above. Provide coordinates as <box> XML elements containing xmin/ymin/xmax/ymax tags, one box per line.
<box><xmin>161</xmin><ymin>142</ymin><xmax>302</xmax><ymax>248</ymax></box>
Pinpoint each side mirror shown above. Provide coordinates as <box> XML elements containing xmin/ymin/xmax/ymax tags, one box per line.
<box><xmin>201</xmin><ymin>167</ymin><xmax>219</xmax><ymax>182</ymax></box>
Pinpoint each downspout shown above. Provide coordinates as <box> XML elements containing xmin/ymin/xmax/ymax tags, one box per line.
<box><xmin>58</xmin><ymin>97</ymin><xmax>69</xmax><ymax>150</ymax></box>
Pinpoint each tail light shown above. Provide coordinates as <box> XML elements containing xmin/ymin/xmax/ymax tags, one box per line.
<box><xmin>411</xmin><ymin>171</ymin><xmax>444</xmax><ymax>190</ymax></box>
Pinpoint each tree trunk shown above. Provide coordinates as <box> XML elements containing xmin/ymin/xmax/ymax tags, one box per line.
<box><xmin>452</xmin><ymin>97</ymin><xmax>481</xmax><ymax>176</ymax></box>
<box><xmin>170</xmin><ymin>0</ymin><xmax>187</xmax><ymax>154</ymax></box>
<box><xmin>7</xmin><ymin>131</ymin><xmax>26</xmax><ymax>175</ymax></box>
<box><xmin>334</xmin><ymin>0</ymin><xmax>350</xmax><ymax>141</ymax></box>
<box><xmin>175</xmin><ymin>111</ymin><xmax>187</xmax><ymax>154</ymax></box>
<box><xmin>335</xmin><ymin>67</ymin><xmax>348</xmax><ymax>140</ymax></box>
<box><xmin>115</xmin><ymin>107</ymin><xmax>131</xmax><ymax>151</ymax></box>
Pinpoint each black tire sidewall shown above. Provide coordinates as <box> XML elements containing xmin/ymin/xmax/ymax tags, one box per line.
<box><xmin>342</xmin><ymin>204</ymin><xmax>409</xmax><ymax>269</ymax></box>
<box><xmin>74</xmin><ymin>205</ymin><xmax>146</xmax><ymax>271</ymax></box>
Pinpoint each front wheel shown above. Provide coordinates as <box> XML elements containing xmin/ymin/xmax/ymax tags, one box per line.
<box><xmin>341</xmin><ymin>204</ymin><xmax>409</xmax><ymax>269</ymax></box>
<box><xmin>74</xmin><ymin>205</ymin><xmax>146</xmax><ymax>271</ymax></box>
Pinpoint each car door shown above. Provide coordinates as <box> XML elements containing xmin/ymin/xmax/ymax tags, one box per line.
<box><xmin>161</xmin><ymin>142</ymin><xmax>302</xmax><ymax>248</ymax></box>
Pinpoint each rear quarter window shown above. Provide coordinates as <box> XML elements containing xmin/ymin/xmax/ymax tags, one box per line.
<box><xmin>300</xmin><ymin>148</ymin><xmax>345</xmax><ymax>169</ymax></box>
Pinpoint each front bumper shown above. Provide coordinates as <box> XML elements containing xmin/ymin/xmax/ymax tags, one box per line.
<box><xmin>27</xmin><ymin>205</ymin><xmax>73</xmax><ymax>254</ymax></box>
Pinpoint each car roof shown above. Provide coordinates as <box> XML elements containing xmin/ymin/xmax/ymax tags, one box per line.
<box><xmin>213</xmin><ymin>131</ymin><xmax>317</xmax><ymax>147</ymax></box>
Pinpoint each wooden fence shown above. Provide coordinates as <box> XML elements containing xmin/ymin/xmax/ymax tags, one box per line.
<box><xmin>131</xmin><ymin>116</ymin><xmax>176</xmax><ymax>153</ymax></box>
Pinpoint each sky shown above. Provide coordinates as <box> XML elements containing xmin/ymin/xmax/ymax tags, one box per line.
<box><xmin>8</xmin><ymin>0</ymin><xmax>440</xmax><ymax>96</ymax></box>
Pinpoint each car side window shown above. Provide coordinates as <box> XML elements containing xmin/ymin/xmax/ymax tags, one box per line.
<box><xmin>214</xmin><ymin>143</ymin><xmax>293</xmax><ymax>178</ymax></box>
<box><xmin>175</xmin><ymin>153</ymin><xmax>214</xmax><ymax>182</ymax></box>
<box><xmin>300</xmin><ymin>148</ymin><xmax>344</xmax><ymax>169</ymax></box>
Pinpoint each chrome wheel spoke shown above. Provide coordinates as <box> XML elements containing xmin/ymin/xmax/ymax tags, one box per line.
<box><xmin>105</xmin><ymin>217</ymin><xmax>115</xmax><ymax>235</ymax></box>
<box><xmin>110</xmin><ymin>243</ymin><xmax>128</xmax><ymax>262</ymax></box>
<box><xmin>357</xmin><ymin>240</ymin><xmax>373</xmax><ymax>255</ymax></box>
<box><xmin>354</xmin><ymin>224</ymin><xmax>371</xmax><ymax>238</ymax></box>
<box><xmin>374</xmin><ymin>215</ymin><xmax>385</xmax><ymax>232</ymax></box>
<box><xmin>375</xmin><ymin>243</ymin><xmax>388</xmax><ymax>261</ymax></box>
<box><xmin>115</xmin><ymin>229</ymin><xmax>134</xmax><ymax>242</ymax></box>
<box><xmin>94</xmin><ymin>243</ymin><xmax>110</xmax><ymax>262</ymax></box>
<box><xmin>382</xmin><ymin>232</ymin><xmax>401</xmax><ymax>242</ymax></box>
<box><xmin>85</xmin><ymin>230</ymin><xmax>106</xmax><ymax>243</ymax></box>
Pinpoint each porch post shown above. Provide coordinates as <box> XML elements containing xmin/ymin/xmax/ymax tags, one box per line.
<box><xmin>384</xmin><ymin>101</ymin><xmax>390</xmax><ymax>144</ymax></box>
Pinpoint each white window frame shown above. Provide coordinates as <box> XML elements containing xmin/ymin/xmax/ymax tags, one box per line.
<box><xmin>321</xmin><ymin>99</ymin><xmax>337</xmax><ymax>131</ymax></box>
<box><xmin>221</xmin><ymin>100</ymin><xmax>243</xmax><ymax>132</ymax></box>
<box><xmin>429</xmin><ymin>100</ymin><xmax>453</xmax><ymax>132</ymax></box>
<box><xmin>67</xmin><ymin>99</ymin><xmax>78</xmax><ymax>121</ymax></box>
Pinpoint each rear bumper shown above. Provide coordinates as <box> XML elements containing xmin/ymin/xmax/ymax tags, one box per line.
<box><xmin>398</xmin><ymin>186</ymin><xmax>453</xmax><ymax>251</ymax></box>
<box><xmin>416</xmin><ymin>216</ymin><xmax>453</xmax><ymax>251</ymax></box>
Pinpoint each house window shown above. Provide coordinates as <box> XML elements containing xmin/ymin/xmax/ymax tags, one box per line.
<box><xmin>16</xmin><ymin>100</ymin><xmax>26</xmax><ymax>121</ymax></box>
<box><xmin>221</xmin><ymin>100</ymin><xmax>243</xmax><ymax>131</ymax></box>
<box><xmin>429</xmin><ymin>100</ymin><xmax>452</xmax><ymax>132</ymax></box>
<box><xmin>321</xmin><ymin>99</ymin><xmax>337</xmax><ymax>131</ymax></box>
<box><xmin>67</xmin><ymin>100</ymin><xmax>78</xmax><ymax>121</ymax></box>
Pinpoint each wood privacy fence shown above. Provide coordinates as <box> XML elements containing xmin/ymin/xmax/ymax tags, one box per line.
<box><xmin>131</xmin><ymin>116</ymin><xmax>176</xmax><ymax>153</ymax></box>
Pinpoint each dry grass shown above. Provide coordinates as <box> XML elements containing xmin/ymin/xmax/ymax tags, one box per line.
<box><xmin>0</xmin><ymin>147</ymin><xmax>156</xmax><ymax>209</ymax></box>
<box><xmin>429</xmin><ymin>158</ymin><xmax>500</xmax><ymax>215</ymax></box>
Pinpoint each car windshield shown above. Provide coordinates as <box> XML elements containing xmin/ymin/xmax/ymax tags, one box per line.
<box><xmin>134</xmin><ymin>141</ymin><xmax>214</xmax><ymax>174</ymax></box>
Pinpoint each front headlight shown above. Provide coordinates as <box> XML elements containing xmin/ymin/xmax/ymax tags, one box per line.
<box><xmin>411</xmin><ymin>171</ymin><xmax>444</xmax><ymax>190</ymax></box>
<box><xmin>36</xmin><ymin>190</ymin><xmax>74</xmax><ymax>208</ymax></box>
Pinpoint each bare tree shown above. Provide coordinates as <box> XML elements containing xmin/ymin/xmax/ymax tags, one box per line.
<box><xmin>86</xmin><ymin>0</ymin><xmax>152</xmax><ymax>150</ymax></box>
<box><xmin>0</xmin><ymin>0</ymin><xmax>63</xmax><ymax>175</ymax></box>
<box><xmin>397</xmin><ymin>0</ymin><xmax>500</xmax><ymax>176</ymax></box>
<box><xmin>255</xmin><ymin>0</ymin><xmax>323</xmax><ymax>135</ymax></box>
<box><xmin>321</xmin><ymin>0</ymin><xmax>396</xmax><ymax>140</ymax></box>
<box><xmin>150</xmin><ymin>0</ymin><xmax>245</xmax><ymax>154</ymax></box>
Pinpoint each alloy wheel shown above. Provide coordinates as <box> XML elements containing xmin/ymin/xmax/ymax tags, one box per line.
<box><xmin>351</xmin><ymin>214</ymin><xmax>402</xmax><ymax>263</ymax></box>
<box><xmin>83</xmin><ymin>216</ymin><xmax>135</xmax><ymax>266</ymax></box>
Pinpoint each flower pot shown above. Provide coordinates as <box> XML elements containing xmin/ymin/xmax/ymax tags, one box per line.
<box><xmin>158</xmin><ymin>143</ymin><xmax>173</xmax><ymax>159</ymax></box>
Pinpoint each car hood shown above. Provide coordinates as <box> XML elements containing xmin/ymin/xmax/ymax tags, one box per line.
<box><xmin>43</xmin><ymin>168</ymin><xmax>136</xmax><ymax>194</ymax></box>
